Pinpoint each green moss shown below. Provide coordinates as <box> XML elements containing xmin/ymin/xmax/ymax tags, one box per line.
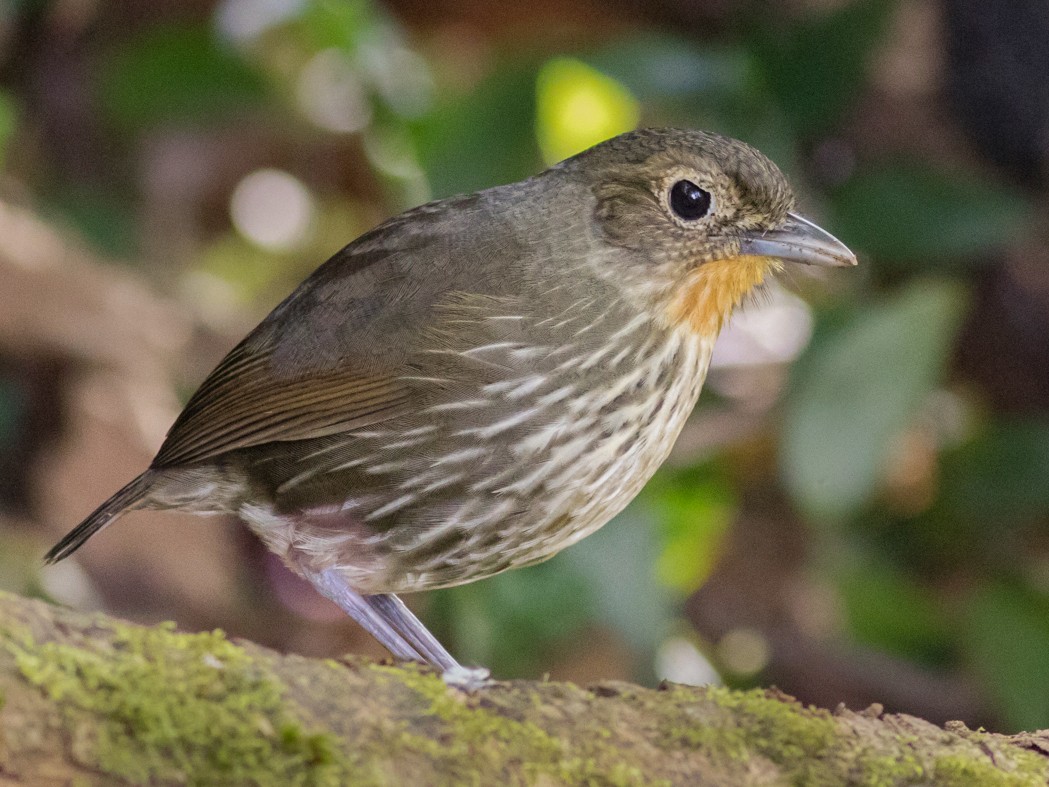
<box><xmin>660</xmin><ymin>685</ymin><xmax>1049</xmax><ymax>786</ymax></box>
<box><xmin>933</xmin><ymin>753</ymin><xmax>1045</xmax><ymax>787</ymax></box>
<box><xmin>373</xmin><ymin>664</ymin><xmax>656</xmax><ymax>786</ymax></box>
<box><xmin>5</xmin><ymin>594</ymin><xmax>1048</xmax><ymax>786</ymax></box>
<box><xmin>666</xmin><ymin>686</ymin><xmax>836</xmax><ymax>767</ymax></box>
<box><xmin>857</xmin><ymin>753</ymin><xmax>926</xmax><ymax>786</ymax></box>
<box><xmin>6</xmin><ymin>619</ymin><xmax>353</xmax><ymax>786</ymax></box>
<box><xmin>935</xmin><ymin>724</ymin><xmax>1049</xmax><ymax>786</ymax></box>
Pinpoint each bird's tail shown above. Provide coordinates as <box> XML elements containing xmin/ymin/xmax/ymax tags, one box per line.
<box><xmin>44</xmin><ymin>472</ymin><xmax>154</xmax><ymax>564</ymax></box>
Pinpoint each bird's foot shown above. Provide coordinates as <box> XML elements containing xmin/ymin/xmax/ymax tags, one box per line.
<box><xmin>441</xmin><ymin>664</ymin><xmax>492</xmax><ymax>692</ymax></box>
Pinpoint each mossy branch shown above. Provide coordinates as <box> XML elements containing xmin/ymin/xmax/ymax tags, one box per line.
<box><xmin>0</xmin><ymin>593</ymin><xmax>1047</xmax><ymax>786</ymax></box>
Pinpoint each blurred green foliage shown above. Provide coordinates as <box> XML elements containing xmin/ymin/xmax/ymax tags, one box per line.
<box><xmin>416</xmin><ymin>63</ymin><xmax>539</xmax><ymax>197</ymax></box>
<box><xmin>940</xmin><ymin>420</ymin><xmax>1049</xmax><ymax>524</ymax></box>
<box><xmin>839</xmin><ymin>556</ymin><xmax>954</xmax><ymax>665</ymax></box>
<box><xmin>44</xmin><ymin>186</ymin><xmax>140</xmax><ymax>259</ymax></box>
<box><xmin>832</xmin><ymin>163</ymin><xmax>1031</xmax><ymax>268</ymax></box>
<box><xmin>0</xmin><ymin>90</ymin><xmax>17</xmax><ymax>168</ymax></box>
<box><xmin>535</xmin><ymin>57</ymin><xmax>639</xmax><ymax>164</ymax></box>
<box><xmin>783</xmin><ymin>279</ymin><xmax>968</xmax><ymax>522</ymax></box>
<box><xmin>963</xmin><ymin>583</ymin><xmax>1049</xmax><ymax>732</ymax></box>
<box><xmin>748</xmin><ymin>0</ymin><xmax>894</xmax><ymax>137</ymax></box>
<box><xmin>430</xmin><ymin>556</ymin><xmax>595</xmax><ymax>677</ymax></box>
<box><xmin>0</xmin><ymin>375</ymin><xmax>24</xmax><ymax>449</ymax></box>
<box><xmin>646</xmin><ymin>466</ymin><xmax>735</xmax><ymax>596</ymax></box>
<box><xmin>99</xmin><ymin>24</ymin><xmax>270</xmax><ymax>131</ymax></box>
<box><xmin>562</xmin><ymin>504</ymin><xmax>676</xmax><ymax>660</ymax></box>
<box><xmin>5</xmin><ymin>0</ymin><xmax>1049</xmax><ymax>734</ymax></box>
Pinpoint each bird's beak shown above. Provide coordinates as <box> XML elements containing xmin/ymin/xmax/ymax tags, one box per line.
<box><xmin>739</xmin><ymin>212</ymin><xmax>857</xmax><ymax>267</ymax></box>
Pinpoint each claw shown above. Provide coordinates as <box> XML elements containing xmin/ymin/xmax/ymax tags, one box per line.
<box><xmin>441</xmin><ymin>665</ymin><xmax>492</xmax><ymax>692</ymax></box>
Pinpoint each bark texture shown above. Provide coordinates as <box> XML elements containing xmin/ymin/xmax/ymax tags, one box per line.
<box><xmin>1</xmin><ymin>593</ymin><xmax>1049</xmax><ymax>785</ymax></box>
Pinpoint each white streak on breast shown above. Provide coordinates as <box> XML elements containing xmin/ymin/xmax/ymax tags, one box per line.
<box><xmin>366</xmin><ymin>493</ymin><xmax>418</xmax><ymax>520</ymax></box>
<box><xmin>454</xmin><ymin>407</ymin><xmax>540</xmax><ymax>440</ymax></box>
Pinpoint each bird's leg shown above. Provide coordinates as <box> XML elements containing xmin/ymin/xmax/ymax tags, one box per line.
<box><xmin>364</xmin><ymin>595</ymin><xmax>493</xmax><ymax>688</ymax></box>
<box><xmin>304</xmin><ymin>569</ymin><xmax>423</xmax><ymax>663</ymax></box>
<box><xmin>364</xmin><ymin>593</ymin><xmax>460</xmax><ymax>671</ymax></box>
<box><xmin>304</xmin><ymin>569</ymin><xmax>491</xmax><ymax>688</ymax></box>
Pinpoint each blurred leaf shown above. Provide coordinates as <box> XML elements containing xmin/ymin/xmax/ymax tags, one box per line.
<box><xmin>99</xmin><ymin>23</ymin><xmax>268</xmax><ymax>130</ymax></box>
<box><xmin>940</xmin><ymin>420</ymin><xmax>1049</xmax><ymax>524</ymax></box>
<box><xmin>782</xmin><ymin>279</ymin><xmax>968</xmax><ymax>522</ymax></box>
<box><xmin>585</xmin><ymin>35</ymin><xmax>796</xmax><ymax>168</ymax></box>
<box><xmin>536</xmin><ymin>57</ymin><xmax>639</xmax><ymax>164</ymax></box>
<box><xmin>429</xmin><ymin>558</ymin><xmax>594</xmax><ymax>677</ymax></box>
<box><xmin>831</xmin><ymin>163</ymin><xmax>1031</xmax><ymax>267</ymax></box>
<box><xmin>856</xmin><ymin>505</ymin><xmax>978</xmax><ymax>578</ymax></box>
<box><xmin>962</xmin><ymin>582</ymin><xmax>1049</xmax><ymax>732</ymax></box>
<box><xmin>414</xmin><ymin>63</ymin><xmax>541</xmax><ymax>198</ymax></box>
<box><xmin>44</xmin><ymin>187</ymin><xmax>139</xmax><ymax>258</ymax></box>
<box><xmin>0</xmin><ymin>374</ymin><xmax>25</xmax><ymax>449</ymax></box>
<box><xmin>561</xmin><ymin>504</ymin><xmax>675</xmax><ymax>663</ymax></box>
<box><xmin>0</xmin><ymin>90</ymin><xmax>18</xmax><ymax>168</ymax></box>
<box><xmin>748</xmin><ymin>0</ymin><xmax>894</xmax><ymax>135</ymax></box>
<box><xmin>195</xmin><ymin>235</ymin><xmax>296</xmax><ymax>311</ymax></box>
<box><xmin>839</xmin><ymin>558</ymin><xmax>952</xmax><ymax>664</ymax></box>
<box><xmin>644</xmin><ymin>467</ymin><xmax>736</xmax><ymax>596</ymax></box>
<box><xmin>585</xmin><ymin>35</ymin><xmax>752</xmax><ymax>102</ymax></box>
<box><xmin>297</xmin><ymin>0</ymin><xmax>376</xmax><ymax>51</ymax></box>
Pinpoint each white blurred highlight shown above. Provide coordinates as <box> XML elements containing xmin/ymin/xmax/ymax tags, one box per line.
<box><xmin>230</xmin><ymin>168</ymin><xmax>315</xmax><ymax>252</ymax></box>
<box><xmin>358</xmin><ymin>39</ymin><xmax>434</xmax><ymax>118</ymax></box>
<box><xmin>655</xmin><ymin>636</ymin><xmax>721</xmax><ymax>686</ymax></box>
<box><xmin>717</xmin><ymin>627</ymin><xmax>772</xmax><ymax>677</ymax></box>
<box><xmin>298</xmin><ymin>49</ymin><xmax>372</xmax><ymax>133</ymax></box>
<box><xmin>216</xmin><ymin>0</ymin><xmax>305</xmax><ymax>43</ymax></box>
<box><xmin>711</xmin><ymin>284</ymin><xmax>814</xmax><ymax>370</ymax></box>
<box><xmin>41</xmin><ymin>559</ymin><xmax>105</xmax><ymax>611</ymax></box>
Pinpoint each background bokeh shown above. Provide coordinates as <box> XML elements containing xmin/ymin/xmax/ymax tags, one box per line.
<box><xmin>2</xmin><ymin>0</ymin><xmax>1049</xmax><ymax>733</ymax></box>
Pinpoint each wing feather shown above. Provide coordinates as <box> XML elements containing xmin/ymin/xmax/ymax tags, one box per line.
<box><xmin>150</xmin><ymin>189</ymin><xmax>524</xmax><ymax>469</ymax></box>
<box><xmin>153</xmin><ymin>343</ymin><xmax>414</xmax><ymax>467</ymax></box>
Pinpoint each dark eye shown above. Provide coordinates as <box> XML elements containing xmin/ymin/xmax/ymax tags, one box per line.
<box><xmin>669</xmin><ymin>180</ymin><xmax>712</xmax><ymax>221</ymax></box>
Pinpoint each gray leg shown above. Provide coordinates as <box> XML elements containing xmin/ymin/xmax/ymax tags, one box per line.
<box><xmin>305</xmin><ymin>569</ymin><xmax>423</xmax><ymax>663</ymax></box>
<box><xmin>366</xmin><ymin>593</ymin><xmax>461</xmax><ymax>671</ymax></box>
<box><xmin>306</xmin><ymin>568</ymin><xmax>490</xmax><ymax>687</ymax></box>
<box><xmin>363</xmin><ymin>596</ymin><xmax>491</xmax><ymax>687</ymax></box>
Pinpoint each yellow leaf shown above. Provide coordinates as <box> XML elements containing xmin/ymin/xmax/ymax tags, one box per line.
<box><xmin>536</xmin><ymin>58</ymin><xmax>639</xmax><ymax>164</ymax></box>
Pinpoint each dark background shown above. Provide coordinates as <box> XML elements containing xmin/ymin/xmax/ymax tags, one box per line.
<box><xmin>2</xmin><ymin>0</ymin><xmax>1049</xmax><ymax>733</ymax></box>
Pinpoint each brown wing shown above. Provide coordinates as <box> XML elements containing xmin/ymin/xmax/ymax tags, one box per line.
<box><xmin>151</xmin><ymin>339</ymin><xmax>414</xmax><ymax>467</ymax></box>
<box><xmin>152</xmin><ymin>191</ymin><xmax>513</xmax><ymax>469</ymax></box>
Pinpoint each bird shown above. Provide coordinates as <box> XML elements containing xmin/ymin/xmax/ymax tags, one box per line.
<box><xmin>45</xmin><ymin>128</ymin><xmax>856</xmax><ymax>674</ymax></box>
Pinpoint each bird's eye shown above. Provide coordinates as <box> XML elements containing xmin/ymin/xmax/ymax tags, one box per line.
<box><xmin>669</xmin><ymin>180</ymin><xmax>712</xmax><ymax>221</ymax></box>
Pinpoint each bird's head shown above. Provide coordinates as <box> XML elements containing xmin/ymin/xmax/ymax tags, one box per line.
<box><xmin>565</xmin><ymin>128</ymin><xmax>856</xmax><ymax>338</ymax></box>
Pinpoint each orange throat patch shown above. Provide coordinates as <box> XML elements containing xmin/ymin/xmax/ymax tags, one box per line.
<box><xmin>667</xmin><ymin>254</ymin><xmax>780</xmax><ymax>338</ymax></box>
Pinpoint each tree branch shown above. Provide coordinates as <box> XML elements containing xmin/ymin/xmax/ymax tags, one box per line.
<box><xmin>1</xmin><ymin>593</ymin><xmax>1047</xmax><ymax>785</ymax></box>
